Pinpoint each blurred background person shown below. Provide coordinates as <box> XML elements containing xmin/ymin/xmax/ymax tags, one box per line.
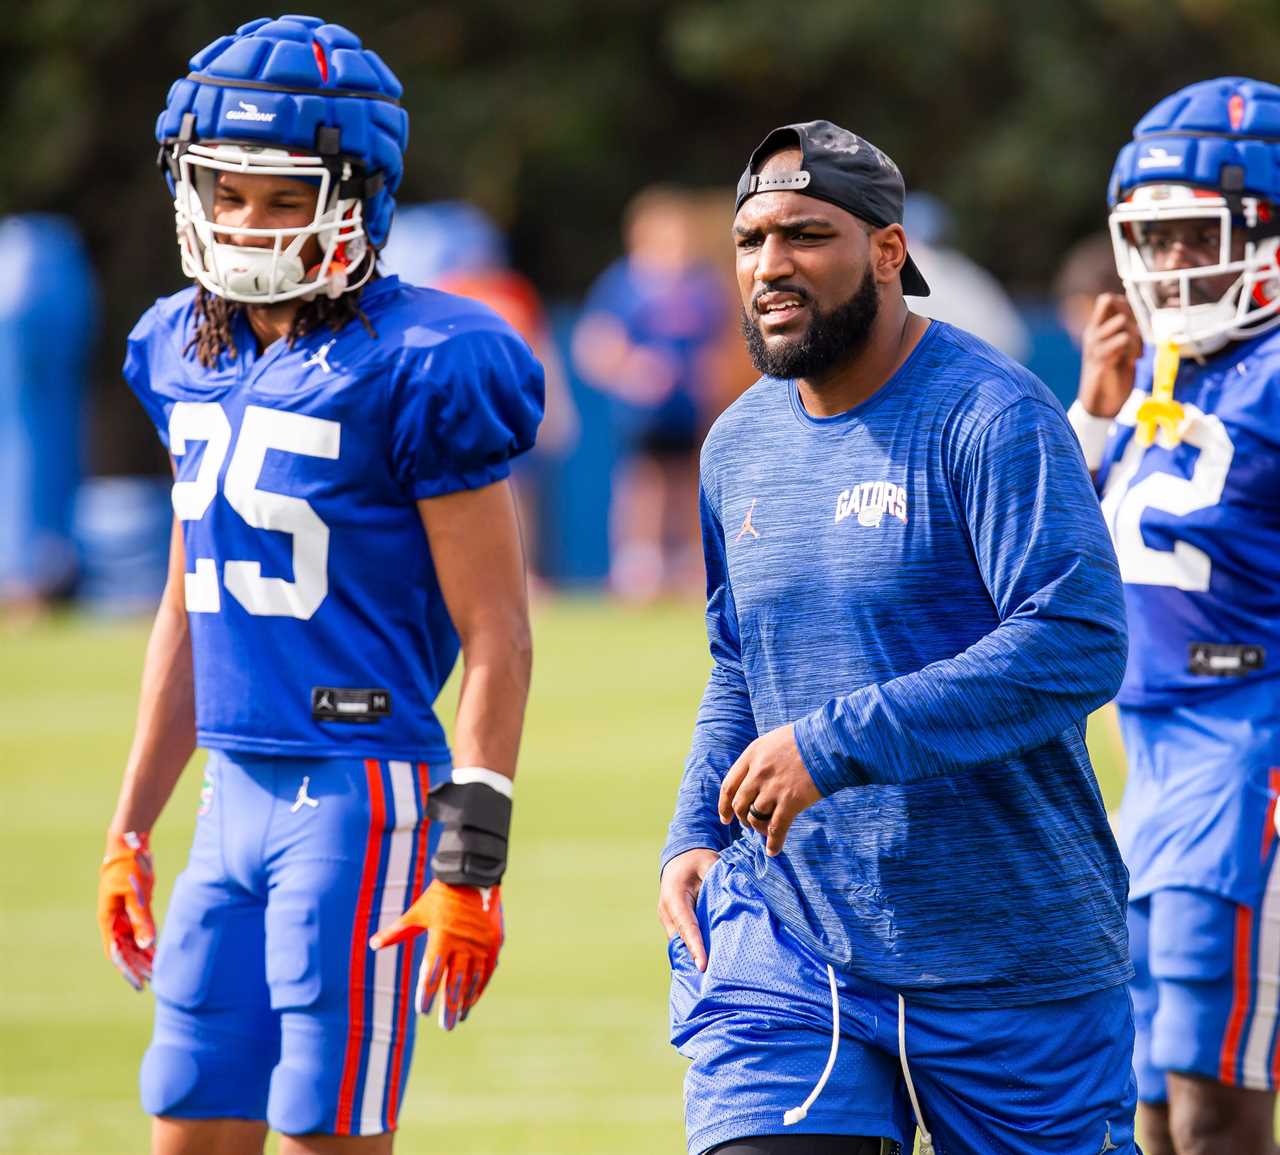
<box><xmin>1054</xmin><ymin>231</ymin><xmax>1126</xmax><ymax>348</ymax></box>
<box><xmin>381</xmin><ymin>201</ymin><xmax>578</xmax><ymax>584</ymax></box>
<box><xmin>0</xmin><ymin>215</ymin><xmax>96</xmax><ymax>623</ymax></box>
<box><xmin>903</xmin><ymin>191</ymin><xmax>1030</xmax><ymax>361</ymax></box>
<box><xmin>1018</xmin><ymin>232</ymin><xmax>1127</xmax><ymax>411</ymax></box>
<box><xmin>572</xmin><ymin>186</ymin><xmax>728</xmax><ymax>601</ymax></box>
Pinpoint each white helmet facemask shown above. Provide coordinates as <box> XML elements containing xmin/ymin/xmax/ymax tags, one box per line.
<box><xmin>173</xmin><ymin>143</ymin><xmax>373</xmax><ymax>305</ymax></box>
<box><xmin>1110</xmin><ymin>183</ymin><xmax>1280</xmax><ymax>358</ymax></box>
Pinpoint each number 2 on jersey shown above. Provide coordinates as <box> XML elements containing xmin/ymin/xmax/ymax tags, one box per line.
<box><xmin>168</xmin><ymin>401</ymin><xmax>341</xmax><ymax>619</ymax></box>
<box><xmin>1100</xmin><ymin>404</ymin><xmax>1234</xmax><ymax>592</ymax></box>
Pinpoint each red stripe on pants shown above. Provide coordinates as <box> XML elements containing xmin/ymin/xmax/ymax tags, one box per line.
<box><xmin>385</xmin><ymin>762</ymin><xmax>431</xmax><ymax>1129</ymax></box>
<box><xmin>335</xmin><ymin>759</ymin><xmax>387</xmax><ymax>1134</ymax></box>
<box><xmin>1218</xmin><ymin>902</ymin><xmax>1254</xmax><ymax>1085</ymax></box>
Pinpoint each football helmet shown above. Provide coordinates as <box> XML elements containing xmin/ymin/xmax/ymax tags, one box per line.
<box><xmin>1108</xmin><ymin>77</ymin><xmax>1280</xmax><ymax>356</ymax></box>
<box><xmin>156</xmin><ymin>15</ymin><xmax>408</xmax><ymax>304</ymax></box>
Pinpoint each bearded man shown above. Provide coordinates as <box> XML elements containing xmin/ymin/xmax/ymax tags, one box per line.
<box><xmin>657</xmin><ymin>121</ymin><xmax>1139</xmax><ymax>1155</ymax></box>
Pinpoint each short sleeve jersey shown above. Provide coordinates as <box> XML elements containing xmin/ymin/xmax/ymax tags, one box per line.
<box><xmin>1096</xmin><ymin>329</ymin><xmax>1280</xmax><ymax>706</ymax></box>
<box><xmin>124</xmin><ymin>275</ymin><xmax>544</xmax><ymax>761</ymax></box>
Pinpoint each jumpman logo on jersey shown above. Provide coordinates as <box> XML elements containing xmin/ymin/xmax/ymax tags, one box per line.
<box><xmin>1099</xmin><ymin>1121</ymin><xmax>1119</xmax><ymax>1152</ymax></box>
<box><xmin>735</xmin><ymin>498</ymin><xmax>760</xmax><ymax>542</ymax></box>
<box><xmin>291</xmin><ymin>776</ymin><xmax>319</xmax><ymax>813</ymax></box>
<box><xmin>304</xmin><ymin>339</ymin><xmax>336</xmax><ymax>373</ymax></box>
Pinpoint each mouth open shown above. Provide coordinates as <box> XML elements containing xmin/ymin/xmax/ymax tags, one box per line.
<box><xmin>754</xmin><ymin>290</ymin><xmax>809</xmax><ymax>330</ymax></box>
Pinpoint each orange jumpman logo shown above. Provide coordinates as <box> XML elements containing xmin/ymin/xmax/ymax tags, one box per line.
<box><xmin>736</xmin><ymin>498</ymin><xmax>760</xmax><ymax>542</ymax></box>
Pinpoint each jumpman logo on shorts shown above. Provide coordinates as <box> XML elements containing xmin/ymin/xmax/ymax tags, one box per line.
<box><xmin>736</xmin><ymin>498</ymin><xmax>760</xmax><ymax>542</ymax></box>
<box><xmin>291</xmin><ymin>776</ymin><xmax>320</xmax><ymax>813</ymax></box>
<box><xmin>1099</xmin><ymin>1121</ymin><xmax>1119</xmax><ymax>1152</ymax></box>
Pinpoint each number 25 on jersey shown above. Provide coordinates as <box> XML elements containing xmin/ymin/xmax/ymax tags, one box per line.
<box><xmin>169</xmin><ymin>401</ymin><xmax>340</xmax><ymax>620</ymax></box>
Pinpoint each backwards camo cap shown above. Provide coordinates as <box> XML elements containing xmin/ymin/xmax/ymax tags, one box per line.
<box><xmin>736</xmin><ymin>120</ymin><xmax>931</xmax><ymax>298</ymax></box>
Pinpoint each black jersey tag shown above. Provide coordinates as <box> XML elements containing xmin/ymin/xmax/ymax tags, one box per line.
<box><xmin>311</xmin><ymin>687</ymin><xmax>391</xmax><ymax>722</ymax></box>
<box><xmin>1187</xmin><ymin>643</ymin><xmax>1265</xmax><ymax>678</ymax></box>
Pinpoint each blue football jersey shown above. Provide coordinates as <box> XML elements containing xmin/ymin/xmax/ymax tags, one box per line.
<box><xmin>1096</xmin><ymin>330</ymin><xmax>1280</xmax><ymax>706</ymax></box>
<box><xmin>124</xmin><ymin>275</ymin><xmax>543</xmax><ymax>761</ymax></box>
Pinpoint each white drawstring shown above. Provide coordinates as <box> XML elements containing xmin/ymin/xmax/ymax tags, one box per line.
<box><xmin>897</xmin><ymin>993</ymin><xmax>935</xmax><ymax>1155</ymax></box>
<box><xmin>782</xmin><ymin>963</ymin><xmax>841</xmax><ymax>1125</ymax></box>
<box><xmin>778</xmin><ymin>959</ymin><xmax>935</xmax><ymax>1154</ymax></box>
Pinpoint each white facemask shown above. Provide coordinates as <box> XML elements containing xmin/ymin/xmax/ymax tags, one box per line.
<box><xmin>173</xmin><ymin>143</ymin><xmax>371</xmax><ymax>305</ymax></box>
<box><xmin>1110</xmin><ymin>184</ymin><xmax>1280</xmax><ymax>357</ymax></box>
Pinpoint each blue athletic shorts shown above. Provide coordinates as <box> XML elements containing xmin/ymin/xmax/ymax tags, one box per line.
<box><xmin>1129</xmin><ymin>887</ymin><xmax>1280</xmax><ymax>1102</ymax></box>
<box><xmin>668</xmin><ymin>856</ymin><xmax>1140</xmax><ymax>1155</ymax></box>
<box><xmin>1117</xmin><ymin>680</ymin><xmax>1280</xmax><ymax>1102</ymax></box>
<box><xmin>141</xmin><ymin>750</ymin><xmax>440</xmax><ymax>1136</ymax></box>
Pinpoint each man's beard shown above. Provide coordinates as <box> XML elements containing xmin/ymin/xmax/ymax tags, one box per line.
<box><xmin>741</xmin><ymin>267</ymin><xmax>880</xmax><ymax>380</ymax></box>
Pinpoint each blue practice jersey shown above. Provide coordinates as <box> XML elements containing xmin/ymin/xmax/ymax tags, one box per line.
<box><xmin>1096</xmin><ymin>330</ymin><xmax>1280</xmax><ymax>706</ymax></box>
<box><xmin>662</xmin><ymin>322</ymin><xmax>1133</xmax><ymax>1007</ymax></box>
<box><xmin>124</xmin><ymin>275</ymin><xmax>543</xmax><ymax>761</ymax></box>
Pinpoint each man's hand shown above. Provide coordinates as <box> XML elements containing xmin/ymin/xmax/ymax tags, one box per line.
<box><xmin>370</xmin><ymin>879</ymin><xmax>503</xmax><ymax>1030</ymax></box>
<box><xmin>98</xmin><ymin>831</ymin><xmax>156</xmax><ymax>991</ymax></box>
<box><xmin>1078</xmin><ymin>293</ymin><xmax>1143</xmax><ymax>419</ymax></box>
<box><xmin>718</xmin><ymin>724</ymin><xmax>821</xmax><ymax>857</ymax></box>
<box><xmin>658</xmin><ymin>848</ymin><xmax>719</xmax><ymax>972</ymax></box>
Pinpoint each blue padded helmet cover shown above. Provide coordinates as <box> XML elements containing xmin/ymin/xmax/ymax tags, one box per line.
<box><xmin>156</xmin><ymin>15</ymin><xmax>408</xmax><ymax>247</ymax></box>
<box><xmin>1109</xmin><ymin>77</ymin><xmax>1280</xmax><ymax>211</ymax></box>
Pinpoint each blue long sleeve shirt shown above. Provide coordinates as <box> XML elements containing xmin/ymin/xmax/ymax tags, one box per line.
<box><xmin>662</xmin><ymin>321</ymin><xmax>1133</xmax><ymax>1007</ymax></box>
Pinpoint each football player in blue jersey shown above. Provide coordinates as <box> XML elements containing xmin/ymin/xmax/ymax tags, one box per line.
<box><xmin>95</xmin><ymin>15</ymin><xmax>543</xmax><ymax>1155</ymax></box>
<box><xmin>658</xmin><ymin>121</ymin><xmax>1138</xmax><ymax>1155</ymax></box>
<box><xmin>1069</xmin><ymin>78</ymin><xmax>1280</xmax><ymax>1155</ymax></box>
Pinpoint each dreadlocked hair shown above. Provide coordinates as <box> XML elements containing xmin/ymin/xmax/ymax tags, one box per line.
<box><xmin>186</xmin><ymin>266</ymin><xmax>379</xmax><ymax>369</ymax></box>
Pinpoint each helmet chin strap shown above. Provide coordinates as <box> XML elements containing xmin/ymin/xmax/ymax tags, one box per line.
<box><xmin>1149</xmin><ymin>301</ymin><xmax>1235</xmax><ymax>359</ymax></box>
<box><xmin>206</xmin><ymin>243</ymin><xmax>307</xmax><ymax>300</ymax></box>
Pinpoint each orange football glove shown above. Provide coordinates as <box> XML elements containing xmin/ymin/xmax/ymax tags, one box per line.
<box><xmin>98</xmin><ymin>831</ymin><xmax>156</xmax><ymax>991</ymax></box>
<box><xmin>370</xmin><ymin>879</ymin><xmax>503</xmax><ymax>1030</ymax></box>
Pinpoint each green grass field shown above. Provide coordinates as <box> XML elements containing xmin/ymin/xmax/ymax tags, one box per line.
<box><xmin>0</xmin><ymin>598</ymin><xmax>1127</xmax><ymax>1155</ymax></box>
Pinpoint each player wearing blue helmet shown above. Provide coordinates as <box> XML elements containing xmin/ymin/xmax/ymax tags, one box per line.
<box><xmin>1069</xmin><ymin>78</ymin><xmax>1280</xmax><ymax>1154</ymax></box>
<box><xmin>95</xmin><ymin>15</ymin><xmax>544</xmax><ymax>1154</ymax></box>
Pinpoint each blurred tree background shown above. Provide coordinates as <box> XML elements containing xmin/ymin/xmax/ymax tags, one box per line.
<box><xmin>2</xmin><ymin>0</ymin><xmax>1277</xmax><ymax>472</ymax></box>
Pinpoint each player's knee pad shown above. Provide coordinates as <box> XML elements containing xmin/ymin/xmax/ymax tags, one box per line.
<box><xmin>1147</xmin><ymin>889</ymin><xmax>1239</xmax><ymax>1083</ymax></box>
<box><xmin>140</xmin><ymin>1041</ymin><xmax>271</xmax><ymax>1119</ymax></box>
<box><xmin>268</xmin><ymin>1061</ymin><xmax>334</xmax><ymax>1136</ymax></box>
<box><xmin>139</xmin><ymin>1044</ymin><xmax>202</xmax><ymax>1117</ymax></box>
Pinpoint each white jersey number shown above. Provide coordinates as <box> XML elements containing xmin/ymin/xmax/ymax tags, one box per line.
<box><xmin>1100</xmin><ymin>403</ymin><xmax>1233</xmax><ymax>591</ymax></box>
<box><xmin>168</xmin><ymin>402</ymin><xmax>341</xmax><ymax>619</ymax></box>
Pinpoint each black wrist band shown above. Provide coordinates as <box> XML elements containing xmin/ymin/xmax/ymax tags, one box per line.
<box><xmin>427</xmin><ymin>780</ymin><xmax>512</xmax><ymax>887</ymax></box>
